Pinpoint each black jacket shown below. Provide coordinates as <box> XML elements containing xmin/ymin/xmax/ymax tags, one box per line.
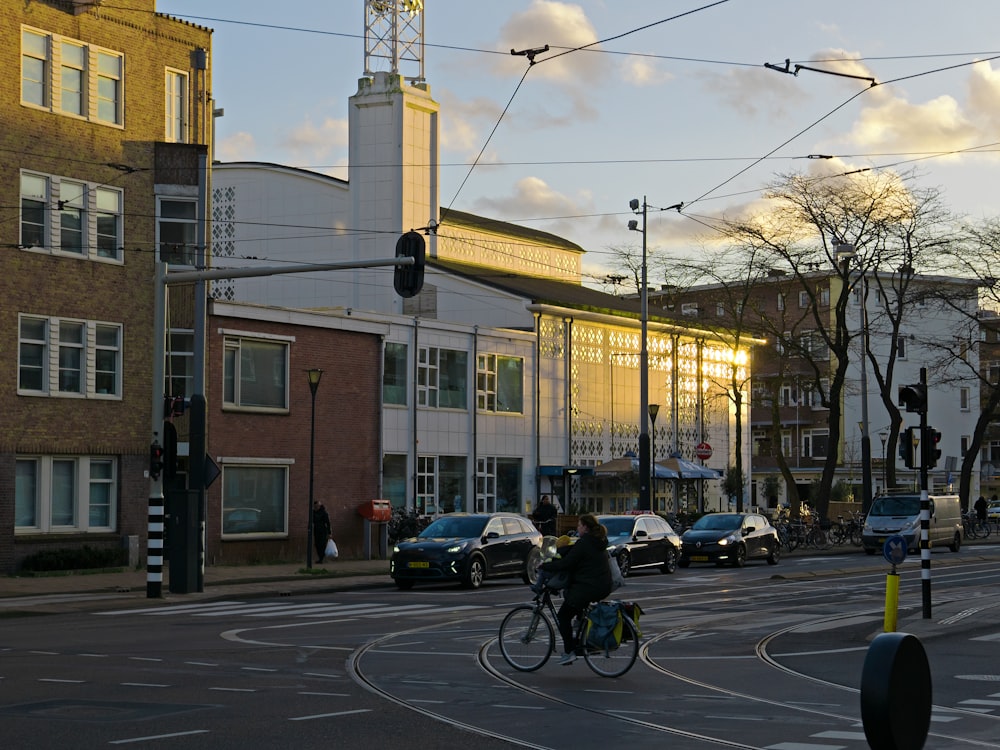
<box><xmin>541</xmin><ymin>532</ymin><xmax>613</xmax><ymax>608</ymax></box>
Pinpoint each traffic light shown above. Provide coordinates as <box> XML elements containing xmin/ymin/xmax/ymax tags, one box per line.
<box><xmin>898</xmin><ymin>383</ymin><xmax>927</xmax><ymax>414</ymax></box>
<box><xmin>393</xmin><ymin>231</ymin><xmax>425</xmax><ymax>298</ymax></box>
<box><xmin>899</xmin><ymin>426</ymin><xmax>917</xmax><ymax>469</ymax></box>
<box><xmin>149</xmin><ymin>440</ymin><xmax>164</xmax><ymax>480</ymax></box>
<box><xmin>924</xmin><ymin>426</ymin><xmax>942</xmax><ymax>468</ymax></box>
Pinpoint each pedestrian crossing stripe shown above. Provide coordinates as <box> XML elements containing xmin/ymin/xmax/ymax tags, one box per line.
<box><xmin>96</xmin><ymin>601</ymin><xmax>485</xmax><ymax>618</ymax></box>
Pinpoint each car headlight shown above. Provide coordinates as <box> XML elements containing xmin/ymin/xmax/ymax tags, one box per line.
<box><xmin>718</xmin><ymin>534</ymin><xmax>738</xmax><ymax>546</ymax></box>
<box><xmin>392</xmin><ymin>545</ymin><xmax>401</xmax><ymax>554</ymax></box>
<box><xmin>446</xmin><ymin>543</ymin><xmax>466</xmax><ymax>554</ymax></box>
<box><xmin>905</xmin><ymin>518</ymin><xmax>921</xmax><ymax>532</ymax></box>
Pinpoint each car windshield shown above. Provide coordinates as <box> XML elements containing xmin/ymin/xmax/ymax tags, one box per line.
<box><xmin>870</xmin><ymin>497</ymin><xmax>920</xmax><ymax>516</ymax></box>
<box><xmin>601</xmin><ymin>518</ymin><xmax>636</xmax><ymax>537</ymax></box>
<box><xmin>419</xmin><ymin>516</ymin><xmax>488</xmax><ymax>539</ymax></box>
<box><xmin>692</xmin><ymin>514</ymin><xmax>741</xmax><ymax>532</ymax></box>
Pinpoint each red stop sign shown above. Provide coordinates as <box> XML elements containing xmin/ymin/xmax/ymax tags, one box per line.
<box><xmin>695</xmin><ymin>442</ymin><xmax>713</xmax><ymax>460</ymax></box>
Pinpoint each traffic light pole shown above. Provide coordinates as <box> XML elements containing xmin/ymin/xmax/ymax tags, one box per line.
<box><xmin>918</xmin><ymin>367</ymin><xmax>931</xmax><ymax>619</ymax></box>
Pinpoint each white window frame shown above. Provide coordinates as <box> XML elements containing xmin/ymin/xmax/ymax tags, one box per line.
<box><xmin>20</xmin><ymin>170</ymin><xmax>123</xmax><ymax>262</ymax></box>
<box><xmin>18</xmin><ymin>315</ymin><xmax>122</xmax><ymax>399</ymax></box>
<box><xmin>681</xmin><ymin>302</ymin><xmax>699</xmax><ymax>317</ymax></box>
<box><xmin>222</xmin><ymin>334</ymin><xmax>291</xmax><ymax>412</ymax></box>
<box><xmin>15</xmin><ymin>455</ymin><xmax>118</xmax><ymax>533</ymax></box>
<box><xmin>219</xmin><ymin>459</ymin><xmax>291</xmax><ymax>538</ymax></box>
<box><xmin>476</xmin><ymin>353</ymin><xmax>524</xmax><ymax>414</ymax></box>
<box><xmin>476</xmin><ymin>456</ymin><xmax>497</xmax><ymax>513</ymax></box>
<box><xmin>157</xmin><ymin>196</ymin><xmax>199</xmax><ymax>265</ymax></box>
<box><xmin>21</xmin><ymin>26</ymin><xmax>124</xmax><ymax>127</ymax></box>
<box><xmin>803</xmin><ymin>429</ymin><xmax>829</xmax><ymax>458</ymax></box>
<box><xmin>167</xmin><ymin>329</ymin><xmax>195</xmax><ymax>399</ymax></box>
<box><xmin>960</xmin><ymin>387</ymin><xmax>970</xmax><ymax>411</ymax></box>
<box><xmin>165</xmin><ymin>68</ymin><xmax>189</xmax><ymax>143</ymax></box>
<box><xmin>416</xmin><ymin>455</ymin><xmax>438</xmax><ymax>515</ymax></box>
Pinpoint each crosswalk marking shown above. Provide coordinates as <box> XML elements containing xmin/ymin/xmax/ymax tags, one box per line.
<box><xmin>97</xmin><ymin>601</ymin><xmax>485</xmax><ymax>619</ymax></box>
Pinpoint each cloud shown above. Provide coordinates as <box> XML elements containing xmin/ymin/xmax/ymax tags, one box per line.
<box><xmin>497</xmin><ymin>1</ymin><xmax>604</xmax><ymax>84</ymax></box>
<box><xmin>278</xmin><ymin>117</ymin><xmax>349</xmax><ymax>178</ymax></box>
<box><xmin>216</xmin><ymin>131</ymin><xmax>257</xmax><ymax>162</ymax></box>
<box><xmin>471</xmin><ymin>175</ymin><xmax>595</xmax><ymax>241</ymax></box>
<box><xmin>699</xmin><ymin>66</ymin><xmax>806</xmax><ymax>118</ymax></box>
<box><xmin>621</xmin><ymin>57</ymin><xmax>674</xmax><ymax>87</ymax></box>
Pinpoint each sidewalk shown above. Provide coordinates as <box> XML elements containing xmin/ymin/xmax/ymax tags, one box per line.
<box><xmin>0</xmin><ymin>557</ymin><xmax>392</xmax><ymax>613</ymax></box>
<box><xmin>2</xmin><ymin>536</ymin><xmax>991</xmax><ymax>614</ymax></box>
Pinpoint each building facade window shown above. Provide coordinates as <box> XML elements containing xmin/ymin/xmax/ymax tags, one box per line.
<box><xmin>803</xmin><ymin>429</ymin><xmax>829</xmax><ymax>458</ymax></box>
<box><xmin>897</xmin><ymin>335</ymin><xmax>907</xmax><ymax>359</ymax></box>
<box><xmin>223</xmin><ymin>336</ymin><xmax>289</xmax><ymax>411</ymax></box>
<box><xmin>18</xmin><ymin>316</ymin><xmax>121</xmax><ymax>398</ymax></box>
<box><xmin>167</xmin><ymin>330</ymin><xmax>194</xmax><ymax>399</ymax></box>
<box><xmin>165</xmin><ymin>68</ymin><xmax>189</xmax><ymax>143</ymax></box>
<box><xmin>15</xmin><ymin>456</ymin><xmax>117</xmax><ymax>532</ymax></box>
<box><xmin>20</xmin><ymin>171</ymin><xmax>123</xmax><ymax>261</ymax></box>
<box><xmin>383</xmin><ymin>342</ymin><xmax>407</xmax><ymax>405</ymax></box>
<box><xmin>221</xmin><ymin>463</ymin><xmax>289</xmax><ymax>536</ymax></box>
<box><xmin>417</xmin><ymin>347</ymin><xmax>467</xmax><ymax>409</ymax></box>
<box><xmin>158</xmin><ymin>198</ymin><xmax>198</xmax><ymax>265</ymax></box>
<box><xmin>960</xmin><ymin>387</ymin><xmax>970</xmax><ymax>411</ymax></box>
<box><xmin>416</xmin><ymin>455</ymin><xmax>437</xmax><ymax>514</ymax></box>
<box><xmin>477</xmin><ymin>353</ymin><xmax>523</xmax><ymax>413</ymax></box>
<box><xmin>21</xmin><ymin>27</ymin><xmax>123</xmax><ymax>126</ymax></box>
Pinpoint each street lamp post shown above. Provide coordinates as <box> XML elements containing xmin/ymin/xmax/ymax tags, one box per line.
<box><xmin>629</xmin><ymin>198</ymin><xmax>650</xmax><ymax>511</ymax></box>
<box><xmin>648</xmin><ymin>404</ymin><xmax>660</xmax><ymax>511</ymax></box>
<box><xmin>305</xmin><ymin>368</ymin><xmax>323</xmax><ymax>569</ymax></box>
<box><xmin>836</xmin><ymin>240</ymin><xmax>873</xmax><ymax>513</ymax></box>
<box><xmin>879</xmin><ymin>430</ymin><xmax>888</xmax><ymax>492</ymax></box>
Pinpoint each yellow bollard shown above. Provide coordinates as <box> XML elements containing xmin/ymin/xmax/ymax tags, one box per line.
<box><xmin>884</xmin><ymin>571</ymin><xmax>900</xmax><ymax>632</ymax></box>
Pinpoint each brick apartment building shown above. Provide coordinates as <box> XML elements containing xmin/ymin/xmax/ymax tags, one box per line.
<box><xmin>1</xmin><ymin>0</ymin><xmax>212</xmax><ymax>572</ymax></box>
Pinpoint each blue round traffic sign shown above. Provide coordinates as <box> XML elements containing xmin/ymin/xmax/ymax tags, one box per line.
<box><xmin>882</xmin><ymin>535</ymin><xmax>907</xmax><ymax>565</ymax></box>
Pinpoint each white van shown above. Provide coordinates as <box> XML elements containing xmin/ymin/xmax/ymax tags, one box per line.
<box><xmin>862</xmin><ymin>493</ymin><xmax>963</xmax><ymax>555</ymax></box>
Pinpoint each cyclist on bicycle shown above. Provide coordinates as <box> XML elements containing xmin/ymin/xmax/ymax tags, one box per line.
<box><xmin>538</xmin><ymin>513</ymin><xmax>613</xmax><ymax>665</ymax></box>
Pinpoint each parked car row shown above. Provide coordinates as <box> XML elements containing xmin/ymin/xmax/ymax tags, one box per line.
<box><xmin>388</xmin><ymin>510</ymin><xmax>783</xmax><ymax>590</ymax></box>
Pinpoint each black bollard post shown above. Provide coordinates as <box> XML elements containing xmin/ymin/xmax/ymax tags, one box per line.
<box><xmin>860</xmin><ymin>632</ymin><xmax>932</xmax><ymax>750</ymax></box>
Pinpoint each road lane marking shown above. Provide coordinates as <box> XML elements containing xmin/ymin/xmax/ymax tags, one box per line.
<box><xmin>110</xmin><ymin>730</ymin><xmax>209</xmax><ymax>744</ymax></box>
<box><xmin>289</xmin><ymin>709</ymin><xmax>371</xmax><ymax>721</ymax></box>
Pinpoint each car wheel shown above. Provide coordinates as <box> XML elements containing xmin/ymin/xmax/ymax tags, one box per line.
<box><xmin>949</xmin><ymin>532</ymin><xmax>961</xmax><ymax>553</ymax></box>
<box><xmin>731</xmin><ymin>543</ymin><xmax>746</xmax><ymax>568</ymax></box>
<box><xmin>522</xmin><ymin>547</ymin><xmax>542</xmax><ymax>584</ymax></box>
<box><xmin>463</xmin><ymin>555</ymin><xmax>486</xmax><ymax>589</ymax></box>
<box><xmin>395</xmin><ymin>579</ymin><xmax>414</xmax><ymax>590</ymax></box>
<box><xmin>617</xmin><ymin>550</ymin><xmax>631</xmax><ymax>578</ymax></box>
<box><xmin>662</xmin><ymin>547</ymin><xmax>677</xmax><ymax>574</ymax></box>
<box><xmin>677</xmin><ymin>557</ymin><xmax>690</xmax><ymax>568</ymax></box>
<box><xmin>767</xmin><ymin>543</ymin><xmax>780</xmax><ymax>565</ymax></box>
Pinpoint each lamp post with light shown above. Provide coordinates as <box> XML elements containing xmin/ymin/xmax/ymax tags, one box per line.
<box><xmin>648</xmin><ymin>404</ymin><xmax>660</xmax><ymax>511</ymax></box>
<box><xmin>629</xmin><ymin>198</ymin><xmax>650</xmax><ymax>511</ymax></box>
<box><xmin>879</xmin><ymin>430</ymin><xmax>888</xmax><ymax>492</ymax></box>
<box><xmin>305</xmin><ymin>368</ymin><xmax>323</xmax><ymax>569</ymax></box>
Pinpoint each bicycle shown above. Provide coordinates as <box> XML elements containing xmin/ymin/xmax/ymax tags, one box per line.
<box><xmin>497</xmin><ymin>580</ymin><xmax>639</xmax><ymax>678</ymax></box>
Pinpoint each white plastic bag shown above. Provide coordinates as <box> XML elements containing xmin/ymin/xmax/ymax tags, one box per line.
<box><xmin>608</xmin><ymin>553</ymin><xmax>625</xmax><ymax>590</ymax></box>
<box><xmin>325</xmin><ymin>538</ymin><xmax>339</xmax><ymax>559</ymax></box>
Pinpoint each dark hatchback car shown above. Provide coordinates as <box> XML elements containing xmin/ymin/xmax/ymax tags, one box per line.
<box><xmin>598</xmin><ymin>513</ymin><xmax>682</xmax><ymax>576</ymax></box>
<box><xmin>390</xmin><ymin>512</ymin><xmax>542</xmax><ymax>590</ymax></box>
<box><xmin>678</xmin><ymin>512</ymin><xmax>781</xmax><ymax>568</ymax></box>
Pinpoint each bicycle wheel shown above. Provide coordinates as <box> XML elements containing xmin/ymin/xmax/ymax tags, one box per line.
<box><xmin>584</xmin><ymin>615</ymin><xmax>639</xmax><ymax>678</ymax></box>
<box><xmin>828</xmin><ymin>523</ymin><xmax>845</xmax><ymax>546</ymax></box>
<box><xmin>498</xmin><ymin>604</ymin><xmax>554</xmax><ymax>672</ymax></box>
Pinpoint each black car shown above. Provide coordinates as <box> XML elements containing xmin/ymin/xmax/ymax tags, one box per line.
<box><xmin>598</xmin><ymin>513</ymin><xmax>682</xmax><ymax>576</ymax></box>
<box><xmin>390</xmin><ymin>512</ymin><xmax>542</xmax><ymax>589</ymax></box>
<box><xmin>678</xmin><ymin>512</ymin><xmax>781</xmax><ymax>568</ymax></box>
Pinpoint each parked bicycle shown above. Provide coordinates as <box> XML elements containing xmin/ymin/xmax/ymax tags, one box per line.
<box><xmin>497</xmin><ymin>574</ymin><xmax>639</xmax><ymax>677</ymax></box>
<box><xmin>828</xmin><ymin>511</ymin><xmax>864</xmax><ymax>547</ymax></box>
<box><xmin>963</xmin><ymin>510</ymin><xmax>992</xmax><ymax>539</ymax></box>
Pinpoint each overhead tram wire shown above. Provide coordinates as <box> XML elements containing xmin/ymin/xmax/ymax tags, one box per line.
<box><xmin>682</xmin><ymin>51</ymin><xmax>1000</xmax><ymax>213</ymax></box>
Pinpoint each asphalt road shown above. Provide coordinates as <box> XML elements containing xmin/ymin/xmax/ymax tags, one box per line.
<box><xmin>2</xmin><ymin>546</ymin><xmax>1000</xmax><ymax>749</ymax></box>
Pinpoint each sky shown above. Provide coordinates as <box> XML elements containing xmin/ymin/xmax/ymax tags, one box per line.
<box><xmin>158</xmin><ymin>0</ymin><xmax>1000</xmax><ymax>289</ymax></box>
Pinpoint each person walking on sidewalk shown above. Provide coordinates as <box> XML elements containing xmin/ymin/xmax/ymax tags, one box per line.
<box><xmin>531</xmin><ymin>494</ymin><xmax>558</xmax><ymax>536</ymax></box>
<box><xmin>313</xmin><ymin>501</ymin><xmax>332</xmax><ymax>562</ymax></box>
